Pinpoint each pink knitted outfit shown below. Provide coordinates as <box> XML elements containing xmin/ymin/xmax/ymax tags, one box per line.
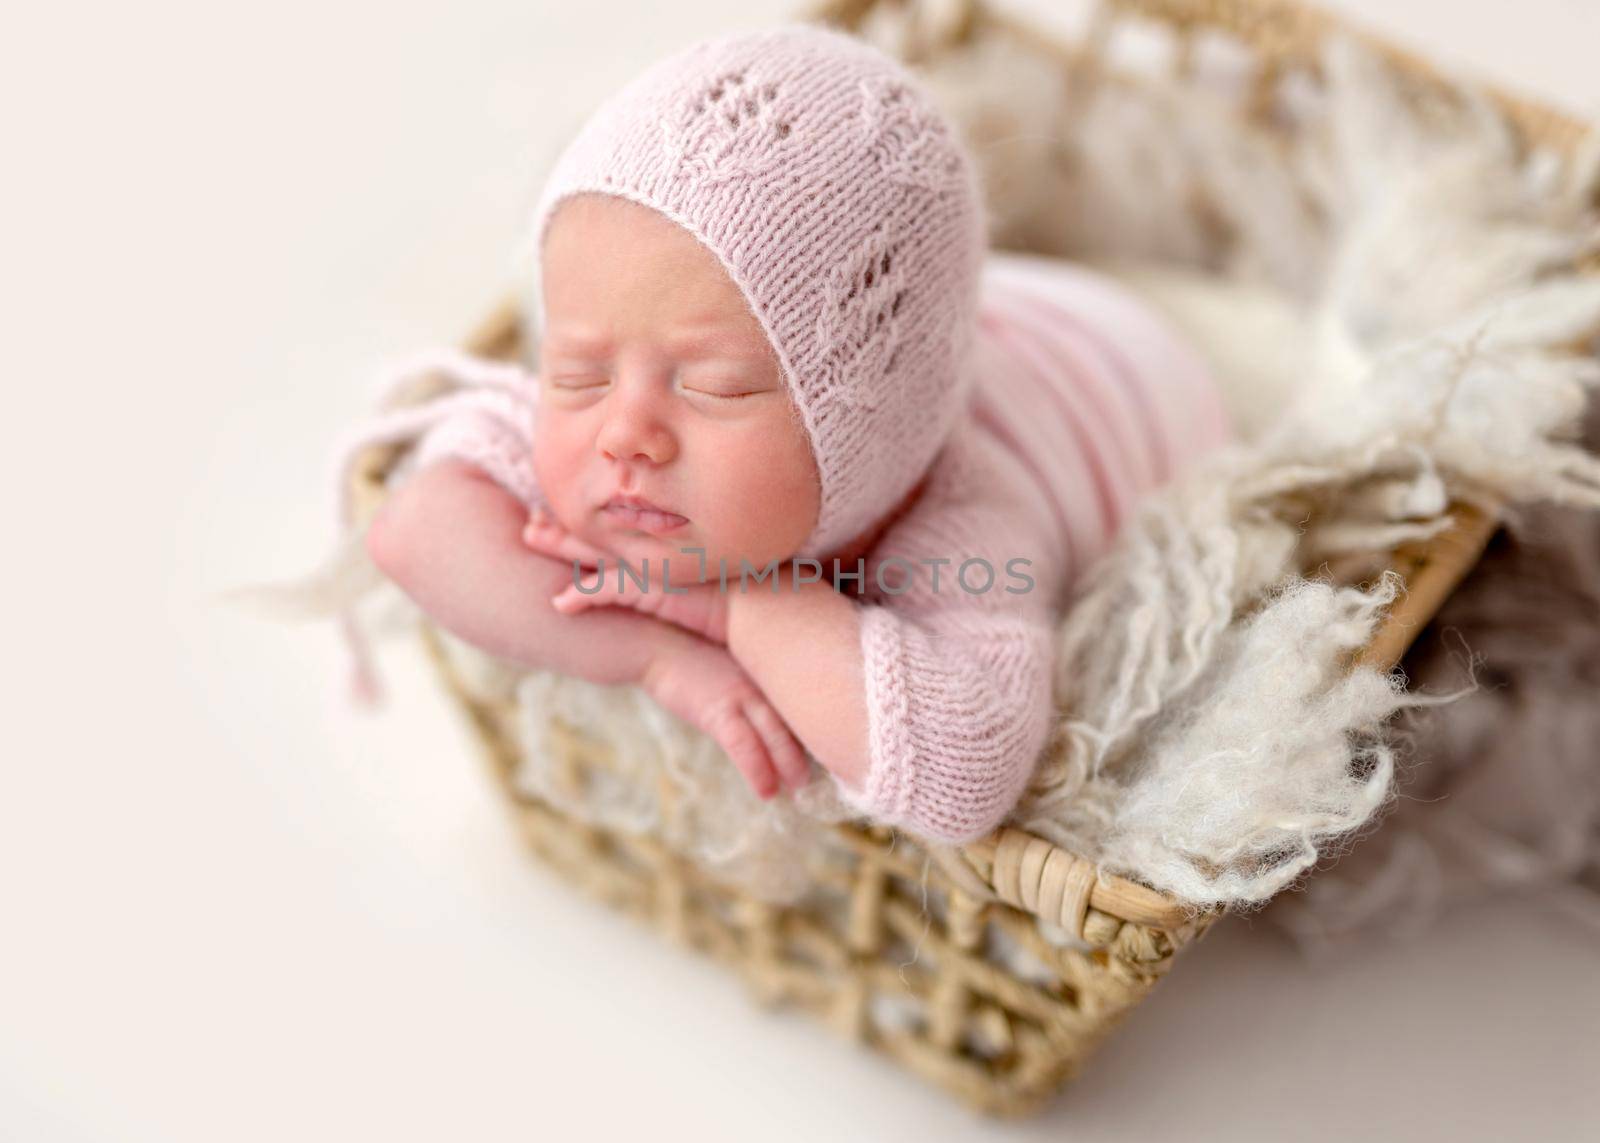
<box><xmin>329</xmin><ymin>24</ymin><xmax>1233</xmax><ymax>844</ymax></box>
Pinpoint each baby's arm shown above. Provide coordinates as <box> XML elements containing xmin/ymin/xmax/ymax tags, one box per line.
<box><xmin>365</xmin><ymin>456</ymin><xmax>806</xmax><ymax>797</ymax></box>
<box><xmin>725</xmin><ymin>570</ymin><xmax>872</xmax><ymax>791</ymax></box>
<box><xmin>729</xmin><ymin>571</ymin><xmax>1056</xmax><ymax>845</ymax></box>
<box><xmin>727</xmin><ymin>432</ymin><xmax>1061</xmax><ymax>844</ymax></box>
<box><xmin>366</xmin><ymin>457</ymin><xmax>658</xmax><ymax>682</ymax></box>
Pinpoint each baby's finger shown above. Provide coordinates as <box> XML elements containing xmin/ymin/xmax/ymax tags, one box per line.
<box><xmin>708</xmin><ymin>705</ymin><xmax>780</xmax><ymax>801</ymax></box>
<box><xmin>550</xmin><ymin>581</ymin><xmax>613</xmax><ymax>615</ymax></box>
<box><xmin>742</xmin><ymin>697</ymin><xmax>810</xmax><ymax>792</ymax></box>
<box><xmin>522</xmin><ymin>506</ymin><xmax>608</xmax><ymax>565</ymax></box>
<box><xmin>520</xmin><ymin>504</ymin><xmax>554</xmax><ymax>544</ymax></box>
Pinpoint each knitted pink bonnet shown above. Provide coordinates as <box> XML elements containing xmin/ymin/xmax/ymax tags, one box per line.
<box><xmin>520</xmin><ymin>22</ymin><xmax>990</xmax><ymax>559</ymax></box>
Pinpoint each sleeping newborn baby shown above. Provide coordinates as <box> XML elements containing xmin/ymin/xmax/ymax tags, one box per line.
<box><xmin>345</xmin><ymin>24</ymin><xmax>1232</xmax><ymax>845</ymax></box>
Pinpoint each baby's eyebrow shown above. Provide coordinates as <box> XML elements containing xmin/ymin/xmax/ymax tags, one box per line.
<box><xmin>544</xmin><ymin>323</ymin><xmax>771</xmax><ymax>364</ymax></box>
<box><xmin>664</xmin><ymin>324</ymin><xmax>769</xmax><ymax>360</ymax></box>
<box><xmin>543</xmin><ymin>328</ymin><xmax>613</xmax><ymax>354</ymax></box>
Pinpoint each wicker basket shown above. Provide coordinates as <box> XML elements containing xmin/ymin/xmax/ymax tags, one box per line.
<box><xmin>346</xmin><ymin>0</ymin><xmax>1593</xmax><ymax>1117</ymax></box>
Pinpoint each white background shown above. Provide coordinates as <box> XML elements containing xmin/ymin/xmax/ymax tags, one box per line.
<box><xmin>3</xmin><ymin>1</ymin><xmax>1597</xmax><ymax>1140</ymax></box>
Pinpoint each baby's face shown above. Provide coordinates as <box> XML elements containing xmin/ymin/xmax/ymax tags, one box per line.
<box><xmin>533</xmin><ymin>193</ymin><xmax>821</xmax><ymax>575</ymax></box>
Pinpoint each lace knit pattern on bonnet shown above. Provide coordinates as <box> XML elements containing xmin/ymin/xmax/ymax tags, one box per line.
<box><xmin>517</xmin><ymin>23</ymin><xmax>989</xmax><ymax>559</ymax></box>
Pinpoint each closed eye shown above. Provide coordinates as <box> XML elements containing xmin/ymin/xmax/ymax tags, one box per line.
<box><xmin>682</xmin><ymin>375</ymin><xmax>774</xmax><ymax>401</ymax></box>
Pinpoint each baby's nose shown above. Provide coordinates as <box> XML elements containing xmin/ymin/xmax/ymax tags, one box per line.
<box><xmin>596</xmin><ymin>402</ymin><xmax>676</xmax><ymax>465</ymax></box>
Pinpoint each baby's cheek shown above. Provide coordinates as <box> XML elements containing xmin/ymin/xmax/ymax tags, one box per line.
<box><xmin>531</xmin><ymin>424</ymin><xmax>584</xmax><ymax>517</ymax></box>
<box><xmin>705</xmin><ymin>431</ymin><xmax>820</xmax><ymax>561</ymax></box>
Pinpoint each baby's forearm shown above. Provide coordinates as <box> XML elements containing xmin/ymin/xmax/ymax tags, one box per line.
<box><xmin>367</xmin><ymin>457</ymin><xmax>811</xmax><ymax>799</ymax></box>
<box><xmin>365</xmin><ymin>457</ymin><xmax>675</xmax><ymax>687</ymax></box>
<box><xmin>725</xmin><ymin>571</ymin><xmax>871</xmax><ymax>792</ymax></box>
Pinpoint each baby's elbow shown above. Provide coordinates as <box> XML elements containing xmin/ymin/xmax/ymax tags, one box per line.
<box><xmin>363</xmin><ymin>459</ymin><xmax>475</xmax><ymax>582</ymax></box>
<box><xmin>906</xmin><ymin>722</ymin><xmax>1045</xmax><ymax>848</ymax></box>
<box><xmin>362</xmin><ymin>497</ymin><xmax>409</xmax><ymax>580</ymax></box>
<box><xmin>363</xmin><ymin>482</ymin><xmax>433</xmax><ymax>585</ymax></box>
<box><xmin>912</xmin><ymin>799</ymin><xmax>1018</xmax><ymax>849</ymax></box>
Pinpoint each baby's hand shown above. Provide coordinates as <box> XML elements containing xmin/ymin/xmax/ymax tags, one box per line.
<box><xmin>523</xmin><ymin>505</ymin><xmax>729</xmax><ymax>644</ymax></box>
<box><xmin>520</xmin><ymin>503</ymin><xmax>611</xmax><ymax>568</ymax></box>
<box><xmin>642</xmin><ymin>635</ymin><xmax>812</xmax><ymax>800</ymax></box>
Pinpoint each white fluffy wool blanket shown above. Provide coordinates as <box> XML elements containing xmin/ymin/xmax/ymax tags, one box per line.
<box><xmin>1260</xmin><ymin>394</ymin><xmax>1600</xmax><ymax>958</ymax></box>
<box><xmin>915</xmin><ymin>29</ymin><xmax>1600</xmax><ymax>914</ymax></box>
<box><xmin>239</xmin><ymin>29</ymin><xmax>1600</xmax><ymax>927</ymax></box>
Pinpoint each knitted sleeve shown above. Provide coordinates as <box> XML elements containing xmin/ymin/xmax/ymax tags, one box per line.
<box><xmin>408</xmin><ymin>385</ymin><xmax>544</xmax><ymax>508</ymax></box>
<box><xmin>829</xmin><ymin>425</ymin><xmax>1068</xmax><ymax>846</ymax></box>
<box><xmin>838</xmin><ymin>604</ymin><xmax>1057</xmax><ymax>845</ymax></box>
